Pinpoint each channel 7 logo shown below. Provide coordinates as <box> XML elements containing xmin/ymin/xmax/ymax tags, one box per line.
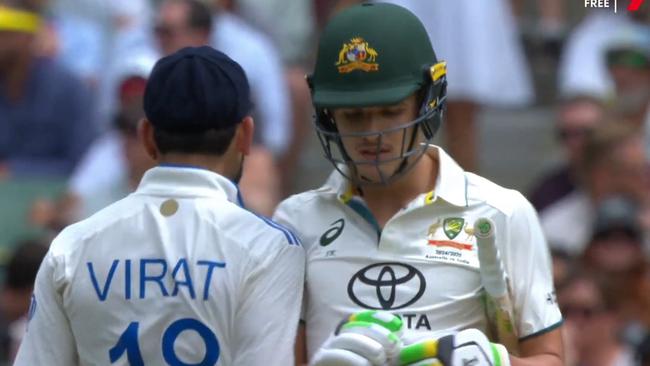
<box><xmin>585</xmin><ymin>0</ymin><xmax>645</xmax><ymax>12</ymax></box>
<box><xmin>628</xmin><ymin>0</ymin><xmax>645</xmax><ymax>11</ymax></box>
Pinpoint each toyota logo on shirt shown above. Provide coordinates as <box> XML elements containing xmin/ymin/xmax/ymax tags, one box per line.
<box><xmin>347</xmin><ymin>262</ymin><xmax>426</xmax><ymax>310</ymax></box>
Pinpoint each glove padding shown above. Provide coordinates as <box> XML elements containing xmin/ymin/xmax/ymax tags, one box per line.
<box><xmin>310</xmin><ymin>311</ymin><xmax>403</xmax><ymax>366</ymax></box>
<box><xmin>399</xmin><ymin>328</ymin><xmax>510</xmax><ymax>366</ymax></box>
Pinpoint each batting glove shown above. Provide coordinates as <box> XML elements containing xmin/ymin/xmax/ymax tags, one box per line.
<box><xmin>399</xmin><ymin>328</ymin><xmax>510</xmax><ymax>366</ymax></box>
<box><xmin>310</xmin><ymin>310</ymin><xmax>403</xmax><ymax>366</ymax></box>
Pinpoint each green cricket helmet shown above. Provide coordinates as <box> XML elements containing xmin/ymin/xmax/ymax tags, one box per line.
<box><xmin>308</xmin><ymin>2</ymin><xmax>447</xmax><ymax>185</ymax></box>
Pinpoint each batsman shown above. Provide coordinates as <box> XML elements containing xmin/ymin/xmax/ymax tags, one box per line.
<box><xmin>273</xmin><ymin>3</ymin><xmax>563</xmax><ymax>365</ymax></box>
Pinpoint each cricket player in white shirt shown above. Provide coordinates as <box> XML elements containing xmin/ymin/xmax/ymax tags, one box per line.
<box><xmin>273</xmin><ymin>3</ymin><xmax>563</xmax><ymax>366</ymax></box>
<box><xmin>14</xmin><ymin>46</ymin><xmax>305</xmax><ymax>366</ymax></box>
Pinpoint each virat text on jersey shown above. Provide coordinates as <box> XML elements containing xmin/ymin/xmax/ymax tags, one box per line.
<box><xmin>87</xmin><ymin>258</ymin><xmax>226</xmax><ymax>301</ymax></box>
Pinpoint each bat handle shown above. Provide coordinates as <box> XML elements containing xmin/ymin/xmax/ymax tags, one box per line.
<box><xmin>474</xmin><ymin>218</ymin><xmax>507</xmax><ymax>296</ymax></box>
<box><xmin>474</xmin><ymin>218</ymin><xmax>493</xmax><ymax>239</ymax></box>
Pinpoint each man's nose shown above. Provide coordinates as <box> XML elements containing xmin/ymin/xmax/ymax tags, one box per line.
<box><xmin>360</xmin><ymin>132</ymin><xmax>381</xmax><ymax>145</ymax></box>
<box><xmin>360</xmin><ymin>115</ymin><xmax>387</xmax><ymax>134</ymax></box>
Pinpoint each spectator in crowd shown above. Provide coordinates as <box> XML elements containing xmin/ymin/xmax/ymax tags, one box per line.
<box><xmin>581</xmin><ymin>196</ymin><xmax>648</xmax><ymax>323</ymax></box>
<box><xmin>617</xmin><ymin>256</ymin><xmax>650</xmax><ymax>356</ymax></box>
<box><xmin>605</xmin><ymin>36</ymin><xmax>650</xmax><ymax>157</ymax></box>
<box><xmin>66</xmin><ymin>54</ymin><xmax>155</xmax><ymax>206</ymax></box>
<box><xmin>541</xmin><ymin>122</ymin><xmax>649</xmax><ymax>255</ymax></box>
<box><xmin>0</xmin><ymin>239</ymin><xmax>48</xmax><ymax>362</ymax></box>
<box><xmin>513</xmin><ymin>0</ymin><xmax>568</xmax><ymax>59</ymax></box>
<box><xmin>47</xmin><ymin>11</ymin><xmax>103</xmax><ymax>85</ymax></box>
<box><xmin>154</xmin><ymin>0</ymin><xmax>290</xmax><ymax>158</ymax></box>
<box><xmin>154</xmin><ymin>0</ymin><xmax>285</xmax><ymax>214</ymax></box>
<box><xmin>221</xmin><ymin>0</ymin><xmax>315</xmax><ymax>68</ymax></box>
<box><xmin>209</xmin><ymin>1</ymin><xmax>291</xmax><ymax>162</ymax></box>
<box><xmin>550</xmin><ymin>247</ymin><xmax>576</xmax><ymax>292</ymax></box>
<box><xmin>558</xmin><ymin>6</ymin><xmax>649</xmax><ymax>100</ymax></box>
<box><xmin>220</xmin><ymin>0</ymin><xmax>316</xmax><ymax>194</ymax></box>
<box><xmin>558</xmin><ymin>271</ymin><xmax>636</xmax><ymax>366</ymax></box>
<box><xmin>530</xmin><ymin>95</ymin><xmax>605</xmax><ymax>212</ymax></box>
<box><xmin>49</xmin><ymin>0</ymin><xmax>156</xmax><ymax>128</ymax></box>
<box><xmin>19</xmin><ymin>55</ymin><xmax>153</xmax><ymax>227</ymax></box>
<box><xmin>0</xmin><ymin>0</ymin><xmax>97</xmax><ymax>178</ymax></box>
<box><xmin>375</xmin><ymin>0</ymin><xmax>534</xmax><ymax>172</ymax></box>
<box><xmin>154</xmin><ymin>0</ymin><xmax>212</xmax><ymax>56</ymax></box>
<box><xmin>19</xmin><ymin>54</ymin><xmax>155</xmax><ymax>234</ymax></box>
<box><xmin>583</xmin><ymin>196</ymin><xmax>646</xmax><ymax>274</ymax></box>
<box><xmin>72</xmin><ymin>105</ymin><xmax>154</xmax><ymax>218</ymax></box>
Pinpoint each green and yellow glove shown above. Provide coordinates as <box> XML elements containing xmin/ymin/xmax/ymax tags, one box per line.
<box><xmin>311</xmin><ymin>311</ymin><xmax>510</xmax><ymax>366</ymax></box>
<box><xmin>310</xmin><ymin>310</ymin><xmax>403</xmax><ymax>366</ymax></box>
<box><xmin>399</xmin><ymin>328</ymin><xmax>511</xmax><ymax>366</ymax></box>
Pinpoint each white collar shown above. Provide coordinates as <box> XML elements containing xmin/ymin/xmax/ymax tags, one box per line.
<box><xmin>327</xmin><ymin>146</ymin><xmax>468</xmax><ymax>208</ymax></box>
<box><xmin>430</xmin><ymin>147</ymin><xmax>468</xmax><ymax>207</ymax></box>
<box><xmin>135</xmin><ymin>165</ymin><xmax>242</xmax><ymax>205</ymax></box>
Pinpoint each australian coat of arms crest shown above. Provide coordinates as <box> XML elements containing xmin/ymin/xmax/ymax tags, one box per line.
<box><xmin>336</xmin><ymin>37</ymin><xmax>379</xmax><ymax>73</ymax></box>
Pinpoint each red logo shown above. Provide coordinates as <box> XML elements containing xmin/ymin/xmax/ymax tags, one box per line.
<box><xmin>628</xmin><ymin>0</ymin><xmax>645</xmax><ymax>11</ymax></box>
<box><xmin>427</xmin><ymin>240</ymin><xmax>473</xmax><ymax>251</ymax></box>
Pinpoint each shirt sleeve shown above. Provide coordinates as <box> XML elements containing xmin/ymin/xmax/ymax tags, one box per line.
<box><xmin>505</xmin><ymin>192</ymin><xmax>563</xmax><ymax>339</ymax></box>
<box><xmin>13</xmin><ymin>251</ymin><xmax>78</xmax><ymax>365</ymax></box>
<box><xmin>272</xmin><ymin>199</ymin><xmax>302</xmax><ymax>240</ymax></box>
<box><xmin>273</xmin><ymin>201</ymin><xmax>309</xmax><ymax>322</ymax></box>
<box><xmin>232</xmin><ymin>238</ymin><xmax>305</xmax><ymax>365</ymax></box>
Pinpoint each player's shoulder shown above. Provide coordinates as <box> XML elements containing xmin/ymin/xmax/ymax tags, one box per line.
<box><xmin>465</xmin><ymin>172</ymin><xmax>534</xmax><ymax>217</ymax></box>
<box><xmin>275</xmin><ymin>183</ymin><xmax>341</xmax><ymax>235</ymax></box>
<box><xmin>199</xmin><ymin>198</ymin><xmax>303</xmax><ymax>250</ymax></box>
<box><xmin>220</xmin><ymin>206</ymin><xmax>305</xmax><ymax>270</ymax></box>
<box><xmin>277</xmin><ymin>188</ymin><xmax>333</xmax><ymax>213</ymax></box>
<box><xmin>48</xmin><ymin>195</ymin><xmax>138</xmax><ymax>257</ymax></box>
<box><xmin>276</xmin><ymin>180</ymin><xmax>339</xmax><ymax>217</ymax></box>
<box><xmin>234</xmin><ymin>207</ymin><xmax>303</xmax><ymax>248</ymax></box>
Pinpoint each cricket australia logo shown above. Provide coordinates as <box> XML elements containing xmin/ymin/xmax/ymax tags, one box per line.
<box><xmin>443</xmin><ymin>217</ymin><xmax>465</xmax><ymax>240</ymax></box>
<box><xmin>336</xmin><ymin>37</ymin><xmax>379</xmax><ymax>73</ymax></box>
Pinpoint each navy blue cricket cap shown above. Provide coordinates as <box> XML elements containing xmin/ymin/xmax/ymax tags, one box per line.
<box><xmin>143</xmin><ymin>46</ymin><xmax>253</xmax><ymax>133</ymax></box>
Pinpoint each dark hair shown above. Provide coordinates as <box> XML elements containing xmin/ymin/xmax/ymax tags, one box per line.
<box><xmin>5</xmin><ymin>239</ymin><xmax>49</xmax><ymax>290</ymax></box>
<box><xmin>154</xmin><ymin>126</ymin><xmax>238</xmax><ymax>155</ymax></box>
<box><xmin>182</xmin><ymin>0</ymin><xmax>213</xmax><ymax>33</ymax></box>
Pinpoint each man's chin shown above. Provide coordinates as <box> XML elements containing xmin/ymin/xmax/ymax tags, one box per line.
<box><xmin>355</xmin><ymin>165</ymin><xmax>400</xmax><ymax>184</ymax></box>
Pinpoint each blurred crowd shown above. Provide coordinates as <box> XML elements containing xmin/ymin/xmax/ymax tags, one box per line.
<box><xmin>0</xmin><ymin>0</ymin><xmax>649</xmax><ymax>364</ymax></box>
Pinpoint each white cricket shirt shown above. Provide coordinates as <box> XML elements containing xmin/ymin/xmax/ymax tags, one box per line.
<box><xmin>273</xmin><ymin>148</ymin><xmax>562</xmax><ymax>359</ymax></box>
<box><xmin>15</xmin><ymin>166</ymin><xmax>304</xmax><ymax>365</ymax></box>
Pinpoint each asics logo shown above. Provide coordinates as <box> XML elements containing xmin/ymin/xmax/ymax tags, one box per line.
<box><xmin>320</xmin><ymin>219</ymin><xmax>345</xmax><ymax>246</ymax></box>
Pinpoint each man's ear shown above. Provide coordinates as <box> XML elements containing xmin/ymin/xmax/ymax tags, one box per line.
<box><xmin>234</xmin><ymin>116</ymin><xmax>254</xmax><ymax>156</ymax></box>
<box><xmin>138</xmin><ymin>119</ymin><xmax>159</xmax><ymax>160</ymax></box>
